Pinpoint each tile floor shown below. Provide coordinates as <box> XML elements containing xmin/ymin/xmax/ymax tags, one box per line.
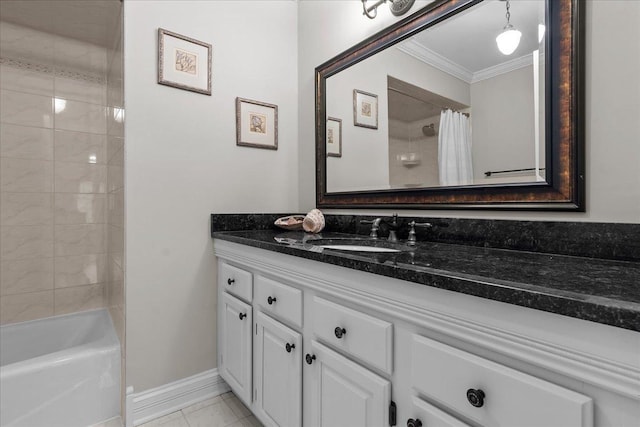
<box><xmin>91</xmin><ymin>392</ymin><xmax>262</xmax><ymax>427</ymax></box>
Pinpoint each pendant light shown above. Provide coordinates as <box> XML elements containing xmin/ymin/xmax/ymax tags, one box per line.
<box><xmin>496</xmin><ymin>0</ymin><xmax>522</xmax><ymax>55</ymax></box>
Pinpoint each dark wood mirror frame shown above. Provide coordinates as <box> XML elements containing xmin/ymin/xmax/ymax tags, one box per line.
<box><xmin>315</xmin><ymin>0</ymin><xmax>584</xmax><ymax>211</ymax></box>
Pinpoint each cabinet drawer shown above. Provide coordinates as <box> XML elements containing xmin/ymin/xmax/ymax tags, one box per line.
<box><xmin>220</xmin><ymin>262</ymin><xmax>252</xmax><ymax>303</ymax></box>
<box><xmin>408</xmin><ymin>396</ymin><xmax>470</xmax><ymax>427</ymax></box>
<box><xmin>255</xmin><ymin>276</ymin><xmax>302</xmax><ymax>328</ymax></box>
<box><xmin>411</xmin><ymin>335</ymin><xmax>593</xmax><ymax>427</ymax></box>
<box><xmin>312</xmin><ymin>296</ymin><xmax>392</xmax><ymax>374</ymax></box>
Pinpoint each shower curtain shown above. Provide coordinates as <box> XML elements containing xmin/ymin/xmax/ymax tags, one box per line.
<box><xmin>438</xmin><ymin>109</ymin><xmax>473</xmax><ymax>186</ymax></box>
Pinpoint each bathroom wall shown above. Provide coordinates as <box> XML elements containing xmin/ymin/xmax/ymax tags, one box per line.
<box><xmin>0</xmin><ymin>22</ymin><xmax>110</xmax><ymax>324</ymax></box>
<box><xmin>326</xmin><ymin>45</ymin><xmax>468</xmax><ymax>192</ymax></box>
<box><xmin>124</xmin><ymin>0</ymin><xmax>299</xmax><ymax>392</ymax></box>
<box><xmin>298</xmin><ymin>0</ymin><xmax>640</xmax><ymax>223</ymax></box>
<box><xmin>471</xmin><ymin>65</ymin><xmax>538</xmax><ymax>184</ymax></box>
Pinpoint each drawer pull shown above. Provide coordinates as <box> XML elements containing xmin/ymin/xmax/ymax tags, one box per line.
<box><xmin>227</xmin><ymin>278</ymin><xmax>235</xmax><ymax>285</ymax></box>
<box><xmin>285</xmin><ymin>343</ymin><xmax>295</xmax><ymax>353</ymax></box>
<box><xmin>466</xmin><ymin>388</ymin><xmax>485</xmax><ymax>408</ymax></box>
<box><xmin>238</xmin><ymin>312</ymin><xmax>247</xmax><ymax>320</ymax></box>
<box><xmin>407</xmin><ymin>418</ymin><xmax>422</xmax><ymax>427</ymax></box>
<box><xmin>334</xmin><ymin>327</ymin><xmax>347</xmax><ymax>339</ymax></box>
<box><xmin>267</xmin><ymin>296</ymin><xmax>277</xmax><ymax>305</ymax></box>
<box><xmin>305</xmin><ymin>354</ymin><xmax>316</xmax><ymax>365</ymax></box>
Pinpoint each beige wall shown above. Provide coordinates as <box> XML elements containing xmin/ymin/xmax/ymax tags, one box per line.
<box><xmin>124</xmin><ymin>1</ymin><xmax>299</xmax><ymax>392</ymax></box>
<box><xmin>299</xmin><ymin>0</ymin><xmax>640</xmax><ymax>223</ymax></box>
<box><xmin>326</xmin><ymin>45</ymin><xmax>469</xmax><ymax>192</ymax></box>
<box><xmin>471</xmin><ymin>65</ymin><xmax>537</xmax><ymax>183</ymax></box>
<box><xmin>0</xmin><ymin>22</ymin><xmax>111</xmax><ymax>324</ymax></box>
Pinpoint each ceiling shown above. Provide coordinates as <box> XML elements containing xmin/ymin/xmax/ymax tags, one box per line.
<box><xmin>388</xmin><ymin>76</ymin><xmax>468</xmax><ymax>122</ymax></box>
<box><xmin>407</xmin><ymin>0</ymin><xmax>544</xmax><ymax>75</ymax></box>
<box><xmin>0</xmin><ymin>0</ymin><xmax>121</xmax><ymax>48</ymax></box>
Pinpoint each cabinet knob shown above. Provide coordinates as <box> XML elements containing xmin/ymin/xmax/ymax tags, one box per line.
<box><xmin>227</xmin><ymin>278</ymin><xmax>235</xmax><ymax>285</ymax></box>
<box><xmin>466</xmin><ymin>388</ymin><xmax>485</xmax><ymax>408</ymax></box>
<box><xmin>267</xmin><ymin>296</ymin><xmax>277</xmax><ymax>305</ymax></box>
<box><xmin>238</xmin><ymin>313</ymin><xmax>247</xmax><ymax>320</ymax></box>
<box><xmin>305</xmin><ymin>354</ymin><xmax>316</xmax><ymax>365</ymax></box>
<box><xmin>285</xmin><ymin>343</ymin><xmax>295</xmax><ymax>353</ymax></box>
<box><xmin>407</xmin><ymin>418</ymin><xmax>422</xmax><ymax>427</ymax></box>
<box><xmin>334</xmin><ymin>327</ymin><xmax>347</xmax><ymax>339</ymax></box>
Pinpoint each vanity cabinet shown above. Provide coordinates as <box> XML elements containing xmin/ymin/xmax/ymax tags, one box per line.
<box><xmin>410</xmin><ymin>335</ymin><xmax>592</xmax><ymax>427</ymax></box>
<box><xmin>219</xmin><ymin>292</ymin><xmax>252</xmax><ymax>405</ymax></box>
<box><xmin>254</xmin><ymin>311</ymin><xmax>302</xmax><ymax>427</ymax></box>
<box><xmin>215</xmin><ymin>240</ymin><xmax>640</xmax><ymax>427</ymax></box>
<box><xmin>305</xmin><ymin>340</ymin><xmax>391</xmax><ymax>427</ymax></box>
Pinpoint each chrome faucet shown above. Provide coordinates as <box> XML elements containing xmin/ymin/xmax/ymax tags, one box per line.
<box><xmin>361</xmin><ymin>214</ymin><xmax>400</xmax><ymax>242</ymax></box>
<box><xmin>385</xmin><ymin>214</ymin><xmax>400</xmax><ymax>242</ymax></box>
<box><xmin>360</xmin><ymin>217</ymin><xmax>382</xmax><ymax>239</ymax></box>
<box><xmin>407</xmin><ymin>221</ymin><xmax>433</xmax><ymax>246</ymax></box>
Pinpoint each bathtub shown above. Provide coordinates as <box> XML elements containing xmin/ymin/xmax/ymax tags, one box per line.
<box><xmin>0</xmin><ymin>309</ymin><xmax>121</xmax><ymax>427</ymax></box>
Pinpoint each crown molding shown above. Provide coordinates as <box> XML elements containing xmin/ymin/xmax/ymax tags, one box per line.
<box><xmin>397</xmin><ymin>39</ymin><xmax>534</xmax><ymax>84</ymax></box>
<box><xmin>397</xmin><ymin>38</ymin><xmax>473</xmax><ymax>83</ymax></box>
<box><xmin>471</xmin><ymin>53</ymin><xmax>534</xmax><ymax>83</ymax></box>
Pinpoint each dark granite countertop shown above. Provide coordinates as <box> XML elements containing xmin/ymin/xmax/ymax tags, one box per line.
<box><xmin>212</xmin><ymin>229</ymin><xmax>640</xmax><ymax>332</ymax></box>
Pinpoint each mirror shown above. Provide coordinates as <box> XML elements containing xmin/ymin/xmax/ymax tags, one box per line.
<box><xmin>316</xmin><ymin>0</ymin><xmax>584</xmax><ymax>210</ymax></box>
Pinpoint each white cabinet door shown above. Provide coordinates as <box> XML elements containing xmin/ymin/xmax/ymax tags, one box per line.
<box><xmin>220</xmin><ymin>292</ymin><xmax>252</xmax><ymax>405</ymax></box>
<box><xmin>254</xmin><ymin>312</ymin><xmax>302</xmax><ymax>427</ymax></box>
<box><xmin>306</xmin><ymin>340</ymin><xmax>390</xmax><ymax>427</ymax></box>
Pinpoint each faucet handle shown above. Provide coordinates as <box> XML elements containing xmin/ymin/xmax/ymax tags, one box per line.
<box><xmin>407</xmin><ymin>221</ymin><xmax>433</xmax><ymax>246</ymax></box>
<box><xmin>360</xmin><ymin>217</ymin><xmax>382</xmax><ymax>239</ymax></box>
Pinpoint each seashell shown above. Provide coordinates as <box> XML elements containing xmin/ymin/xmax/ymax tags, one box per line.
<box><xmin>303</xmin><ymin>209</ymin><xmax>325</xmax><ymax>233</ymax></box>
<box><xmin>274</xmin><ymin>215</ymin><xmax>305</xmax><ymax>231</ymax></box>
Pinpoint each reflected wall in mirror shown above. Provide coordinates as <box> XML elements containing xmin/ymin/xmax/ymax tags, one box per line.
<box><xmin>316</xmin><ymin>0</ymin><xmax>584</xmax><ymax>210</ymax></box>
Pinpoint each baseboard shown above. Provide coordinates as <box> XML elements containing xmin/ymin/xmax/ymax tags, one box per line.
<box><xmin>128</xmin><ymin>368</ymin><xmax>230</xmax><ymax>426</ymax></box>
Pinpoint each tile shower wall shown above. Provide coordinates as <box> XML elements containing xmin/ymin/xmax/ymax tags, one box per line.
<box><xmin>105</xmin><ymin>3</ymin><xmax>126</xmax><ymax>416</ymax></box>
<box><xmin>0</xmin><ymin>22</ymin><xmax>108</xmax><ymax>324</ymax></box>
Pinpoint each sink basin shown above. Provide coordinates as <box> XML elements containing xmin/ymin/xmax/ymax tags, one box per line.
<box><xmin>305</xmin><ymin>238</ymin><xmax>410</xmax><ymax>253</ymax></box>
<box><xmin>317</xmin><ymin>244</ymin><xmax>401</xmax><ymax>253</ymax></box>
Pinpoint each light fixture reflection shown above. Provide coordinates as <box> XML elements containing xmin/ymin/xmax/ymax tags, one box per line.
<box><xmin>54</xmin><ymin>98</ymin><xmax>67</xmax><ymax>114</ymax></box>
<box><xmin>538</xmin><ymin>24</ymin><xmax>546</xmax><ymax>43</ymax></box>
<box><xmin>113</xmin><ymin>107</ymin><xmax>125</xmax><ymax>123</ymax></box>
<box><xmin>496</xmin><ymin>0</ymin><xmax>522</xmax><ymax>55</ymax></box>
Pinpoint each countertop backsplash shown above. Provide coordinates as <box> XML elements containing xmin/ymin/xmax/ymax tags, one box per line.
<box><xmin>211</xmin><ymin>213</ymin><xmax>640</xmax><ymax>262</ymax></box>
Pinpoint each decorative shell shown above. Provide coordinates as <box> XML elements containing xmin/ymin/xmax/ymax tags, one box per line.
<box><xmin>303</xmin><ymin>209</ymin><xmax>325</xmax><ymax>233</ymax></box>
<box><xmin>274</xmin><ymin>215</ymin><xmax>305</xmax><ymax>231</ymax></box>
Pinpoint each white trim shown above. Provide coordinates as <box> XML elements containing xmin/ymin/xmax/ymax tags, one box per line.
<box><xmin>214</xmin><ymin>240</ymin><xmax>640</xmax><ymax>401</ymax></box>
<box><xmin>397</xmin><ymin>40</ymin><xmax>534</xmax><ymax>84</ymax></box>
<box><xmin>397</xmin><ymin>40</ymin><xmax>474</xmax><ymax>83</ymax></box>
<box><xmin>128</xmin><ymin>369</ymin><xmax>230</xmax><ymax>426</ymax></box>
<box><xmin>471</xmin><ymin>53</ymin><xmax>533</xmax><ymax>83</ymax></box>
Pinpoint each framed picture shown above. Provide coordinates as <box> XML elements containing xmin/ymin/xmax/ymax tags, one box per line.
<box><xmin>326</xmin><ymin>117</ymin><xmax>342</xmax><ymax>157</ymax></box>
<box><xmin>236</xmin><ymin>97</ymin><xmax>278</xmax><ymax>150</ymax></box>
<box><xmin>353</xmin><ymin>89</ymin><xmax>378</xmax><ymax>129</ymax></box>
<box><xmin>158</xmin><ymin>28</ymin><xmax>212</xmax><ymax>95</ymax></box>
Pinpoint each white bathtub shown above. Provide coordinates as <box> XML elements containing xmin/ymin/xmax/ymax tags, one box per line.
<box><xmin>0</xmin><ymin>309</ymin><xmax>121</xmax><ymax>427</ymax></box>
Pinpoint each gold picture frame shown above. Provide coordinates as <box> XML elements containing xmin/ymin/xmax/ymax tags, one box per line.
<box><xmin>158</xmin><ymin>28</ymin><xmax>212</xmax><ymax>95</ymax></box>
<box><xmin>236</xmin><ymin>97</ymin><xmax>278</xmax><ymax>150</ymax></box>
